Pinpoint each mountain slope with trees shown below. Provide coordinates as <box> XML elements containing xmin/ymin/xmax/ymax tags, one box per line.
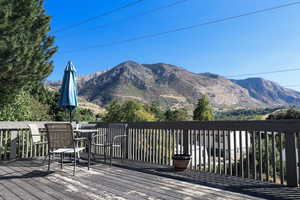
<box><xmin>72</xmin><ymin>61</ymin><xmax>264</xmax><ymax>109</ymax></box>
<box><xmin>48</xmin><ymin>61</ymin><xmax>300</xmax><ymax>110</ymax></box>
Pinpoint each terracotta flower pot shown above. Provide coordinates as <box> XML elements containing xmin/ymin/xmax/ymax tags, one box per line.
<box><xmin>172</xmin><ymin>154</ymin><xmax>191</xmax><ymax>171</ymax></box>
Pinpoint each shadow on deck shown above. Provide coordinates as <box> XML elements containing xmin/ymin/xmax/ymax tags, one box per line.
<box><xmin>110</xmin><ymin>159</ymin><xmax>300</xmax><ymax>200</ymax></box>
<box><xmin>0</xmin><ymin>159</ymin><xmax>299</xmax><ymax>200</ymax></box>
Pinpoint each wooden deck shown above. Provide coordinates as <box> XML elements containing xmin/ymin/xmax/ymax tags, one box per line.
<box><xmin>0</xmin><ymin>160</ymin><xmax>299</xmax><ymax>200</ymax></box>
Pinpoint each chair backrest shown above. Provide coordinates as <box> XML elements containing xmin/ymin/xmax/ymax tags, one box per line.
<box><xmin>106</xmin><ymin>123</ymin><xmax>128</xmax><ymax>144</ymax></box>
<box><xmin>28</xmin><ymin>124</ymin><xmax>41</xmax><ymax>144</ymax></box>
<box><xmin>81</xmin><ymin>123</ymin><xmax>97</xmax><ymax>129</ymax></box>
<box><xmin>45</xmin><ymin>123</ymin><xmax>74</xmax><ymax>151</ymax></box>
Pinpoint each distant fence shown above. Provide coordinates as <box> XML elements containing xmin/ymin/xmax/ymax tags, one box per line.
<box><xmin>1</xmin><ymin>120</ymin><xmax>300</xmax><ymax>187</ymax></box>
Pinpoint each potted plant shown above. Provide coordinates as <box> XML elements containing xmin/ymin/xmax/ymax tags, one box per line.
<box><xmin>172</xmin><ymin>154</ymin><xmax>191</xmax><ymax>171</ymax></box>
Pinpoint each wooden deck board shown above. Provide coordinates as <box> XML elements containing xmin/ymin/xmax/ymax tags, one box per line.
<box><xmin>2</xmin><ymin>166</ymin><xmax>59</xmax><ymax>200</ymax></box>
<box><xmin>50</xmin><ymin>165</ymin><xmax>204</xmax><ymax>200</ymax></box>
<box><xmin>3</xmin><ymin>166</ymin><xmax>77</xmax><ymax>200</ymax></box>
<box><xmin>89</xmin><ymin>164</ymin><xmax>255</xmax><ymax>200</ymax></box>
<box><xmin>109</xmin><ymin>160</ymin><xmax>300</xmax><ymax>200</ymax></box>
<box><xmin>0</xmin><ymin>183</ymin><xmax>22</xmax><ymax>200</ymax></box>
<box><xmin>0</xmin><ymin>160</ymin><xmax>299</xmax><ymax>200</ymax></box>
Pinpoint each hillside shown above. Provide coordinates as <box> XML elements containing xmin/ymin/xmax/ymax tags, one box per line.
<box><xmin>46</xmin><ymin>86</ymin><xmax>105</xmax><ymax>114</ymax></box>
<box><xmin>232</xmin><ymin>78</ymin><xmax>300</xmax><ymax>106</ymax></box>
<box><xmin>73</xmin><ymin>61</ymin><xmax>263</xmax><ymax>110</ymax></box>
<box><xmin>48</xmin><ymin>61</ymin><xmax>300</xmax><ymax>110</ymax></box>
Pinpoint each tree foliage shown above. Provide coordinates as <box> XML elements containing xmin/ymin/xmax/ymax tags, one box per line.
<box><xmin>164</xmin><ymin>107</ymin><xmax>190</xmax><ymax>121</ymax></box>
<box><xmin>0</xmin><ymin>90</ymin><xmax>51</xmax><ymax>121</ymax></box>
<box><xmin>215</xmin><ymin>107</ymin><xmax>282</xmax><ymax>120</ymax></box>
<box><xmin>36</xmin><ymin>86</ymin><xmax>97</xmax><ymax>122</ymax></box>
<box><xmin>30</xmin><ymin>85</ymin><xmax>62</xmax><ymax>121</ymax></box>
<box><xmin>0</xmin><ymin>0</ymin><xmax>56</xmax><ymax>106</ymax></box>
<box><xmin>103</xmin><ymin>100</ymin><xmax>157</xmax><ymax>122</ymax></box>
<box><xmin>193</xmin><ymin>95</ymin><xmax>214</xmax><ymax>121</ymax></box>
<box><xmin>56</xmin><ymin>108</ymin><xmax>96</xmax><ymax>122</ymax></box>
<box><xmin>103</xmin><ymin>100</ymin><xmax>192</xmax><ymax>122</ymax></box>
<box><xmin>267</xmin><ymin>107</ymin><xmax>300</xmax><ymax>120</ymax></box>
<box><xmin>145</xmin><ymin>101</ymin><xmax>165</xmax><ymax>121</ymax></box>
<box><xmin>0</xmin><ymin>84</ymin><xmax>97</xmax><ymax>122</ymax></box>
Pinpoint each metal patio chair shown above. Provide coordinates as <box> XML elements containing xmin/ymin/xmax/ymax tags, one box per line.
<box><xmin>93</xmin><ymin>123</ymin><xmax>128</xmax><ymax>166</ymax></box>
<box><xmin>45</xmin><ymin>123</ymin><xmax>86</xmax><ymax>175</ymax></box>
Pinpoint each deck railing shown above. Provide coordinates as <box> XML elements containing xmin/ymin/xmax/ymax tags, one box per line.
<box><xmin>0</xmin><ymin>120</ymin><xmax>300</xmax><ymax>187</ymax></box>
<box><xmin>93</xmin><ymin>121</ymin><xmax>300</xmax><ymax>187</ymax></box>
<box><xmin>0</xmin><ymin>128</ymin><xmax>48</xmax><ymax>160</ymax></box>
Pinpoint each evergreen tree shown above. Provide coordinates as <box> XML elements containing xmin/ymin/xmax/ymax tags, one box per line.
<box><xmin>145</xmin><ymin>101</ymin><xmax>165</xmax><ymax>121</ymax></box>
<box><xmin>0</xmin><ymin>0</ymin><xmax>56</xmax><ymax>106</ymax></box>
<box><xmin>102</xmin><ymin>101</ymin><xmax>123</xmax><ymax>122</ymax></box>
<box><xmin>164</xmin><ymin>107</ymin><xmax>190</xmax><ymax>121</ymax></box>
<box><xmin>193</xmin><ymin>95</ymin><xmax>214</xmax><ymax>121</ymax></box>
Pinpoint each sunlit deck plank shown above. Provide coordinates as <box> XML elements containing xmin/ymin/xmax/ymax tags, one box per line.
<box><xmin>0</xmin><ymin>160</ymin><xmax>298</xmax><ymax>200</ymax></box>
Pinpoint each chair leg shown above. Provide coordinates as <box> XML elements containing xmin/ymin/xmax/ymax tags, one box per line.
<box><xmin>88</xmin><ymin>141</ymin><xmax>91</xmax><ymax>170</ymax></box>
<box><xmin>104</xmin><ymin>146</ymin><xmax>107</xmax><ymax>164</ymax></box>
<box><xmin>110</xmin><ymin>144</ymin><xmax>113</xmax><ymax>166</ymax></box>
<box><xmin>92</xmin><ymin>152</ymin><xmax>96</xmax><ymax>161</ymax></box>
<box><xmin>42</xmin><ymin>153</ymin><xmax>48</xmax><ymax>164</ymax></box>
<box><xmin>73</xmin><ymin>151</ymin><xmax>76</xmax><ymax>176</ymax></box>
<box><xmin>77</xmin><ymin>152</ymin><xmax>80</xmax><ymax>164</ymax></box>
<box><xmin>60</xmin><ymin>153</ymin><xmax>63</xmax><ymax>169</ymax></box>
<box><xmin>48</xmin><ymin>153</ymin><xmax>51</xmax><ymax>171</ymax></box>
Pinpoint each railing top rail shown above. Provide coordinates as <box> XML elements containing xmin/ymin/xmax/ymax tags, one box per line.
<box><xmin>1</xmin><ymin>120</ymin><xmax>300</xmax><ymax>132</ymax></box>
<box><xmin>0</xmin><ymin>121</ymin><xmax>86</xmax><ymax>129</ymax></box>
<box><xmin>91</xmin><ymin>120</ymin><xmax>300</xmax><ymax>133</ymax></box>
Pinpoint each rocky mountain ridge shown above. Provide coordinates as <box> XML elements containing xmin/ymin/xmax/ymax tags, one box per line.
<box><xmin>232</xmin><ymin>78</ymin><xmax>300</xmax><ymax>106</ymax></box>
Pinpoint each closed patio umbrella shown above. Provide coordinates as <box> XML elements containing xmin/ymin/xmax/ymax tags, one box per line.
<box><xmin>59</xmin><ymin>61</ymin><xmax>78</xmax><ymax>122</ymax></box>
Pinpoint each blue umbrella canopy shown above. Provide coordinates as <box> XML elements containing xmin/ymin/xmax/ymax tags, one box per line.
<box><xmin>59</xmin><ymin>61</ymin><xmax>78</xmax><ymax>112</ymax></box>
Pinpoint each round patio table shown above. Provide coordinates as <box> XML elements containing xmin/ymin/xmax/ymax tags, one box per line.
<box><xmin>74</xmin><ymin>129</ymin><xmax>98</xmax><ymax>170</ymax></box>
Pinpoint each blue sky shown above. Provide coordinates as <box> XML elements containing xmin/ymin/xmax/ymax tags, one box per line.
<box><xmin>45</xmin><ymin>0</ymin><xmax>300</xmax><ymax>90</ymax></box>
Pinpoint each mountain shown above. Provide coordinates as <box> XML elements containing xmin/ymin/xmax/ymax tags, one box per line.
<box><xmin>74</xmin><ymin>61</ymin><xmax>262</xmax><ymax>110</ymax></box>
<box><xmin>232</xmin><ymin>78</ymin><xmax>300</xmax><ymax>106</ymax></box>
<box><xmin>46</xmin><ymin>70</ymin><xmax>108</xmax><ymax>89</ymax></box>
<box><xmin>47</xmin><ymin>61</ymin><xmax>300</xmax><ymax>110</ymax></box>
